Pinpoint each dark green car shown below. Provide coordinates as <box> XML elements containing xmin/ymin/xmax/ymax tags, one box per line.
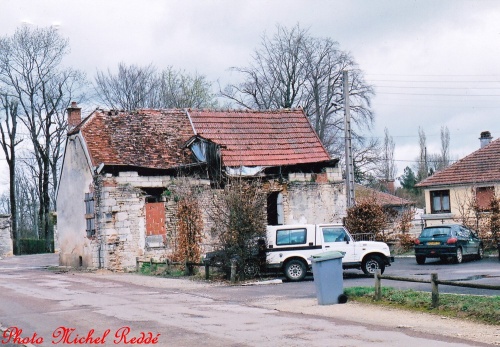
<box><xmin>414</xmin><ymin>224</ymin><xmax>484</xmax><ymax>264</ymax></box>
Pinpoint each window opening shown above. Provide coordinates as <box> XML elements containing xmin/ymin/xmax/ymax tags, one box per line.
<box><xmin>84</xmin><ymin>192</ymin><xmax>96</xmax><ymax>237</ymax></box>
<box><xmin>430</xmin><ymin>190</ymin><xmax>450</xmax><ymax>213</ymax></box>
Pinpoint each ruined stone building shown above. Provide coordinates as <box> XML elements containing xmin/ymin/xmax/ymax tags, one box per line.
<box><xmin>57</xmin><ymin>104</ymin><xmax>346</xmax><ymax>270</ymax></box>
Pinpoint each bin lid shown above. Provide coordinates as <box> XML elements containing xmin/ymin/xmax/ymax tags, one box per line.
<box><xmin>309</xmin><ymin>251</ymin><xmax>345</xmax><ymax>262</ymax></box>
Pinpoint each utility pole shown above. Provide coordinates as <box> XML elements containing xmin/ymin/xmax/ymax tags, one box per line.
<box><xmin>343</xmin><ymin>70</ymin><xmax>355</xmax><ymax>207</ymax></box>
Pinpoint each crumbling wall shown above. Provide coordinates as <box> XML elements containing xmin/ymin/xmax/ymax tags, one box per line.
<box><xmin>284</xmin><ymin>167</ymin><xmax>346</xmax><ymax>224</ymax></box>
<box><xmin>92</xmin><ymin>167</ymin><xmax>346</xmax><ymax>271</ymax></box>
<box><xmin>0</xmin><ymin>215</ymin><xmax>13</xmax><ymax>257</ymax></box>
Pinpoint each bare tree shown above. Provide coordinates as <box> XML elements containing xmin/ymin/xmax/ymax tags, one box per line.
<box><xmin>377</xmin><ymin>127</ymin><xmax>396</xmax><ymax>181</ymax></box>
<box><xmin>220</xmin><ymin>24</ymin><xmax>375</xmax><ymax>159</ymax></box>
<box><xmin>440</xmin><ymin>126</ymin><xmax>450</xmax><ymax>169</ymax></box>
<box><xmin>0</xmin><ymin>26</ymin><xmax>86</xmax><ymax>251</ymax></box>
<box><xmin>154</xmin><ymin>67</ymin><xmax>218</xmax><ymax>109</ymax></box>
<box><xmin>94</xmin><ymin>63</ymin><xmax>159</xmax><ymax>110</ymax></box>
<box><xmin>426</xmin><ymin>126</ymin><xmax>451</xmax><ymax>175</ymax></box>
<box><xmin>0</xmin><ymin>94</ymin><xmax>22</xmax><ymax>252</ymax></box>
<box><xmin>94</xmin><ymin>63</ymin><xmax>217</xmax><ymax>110</ymax></box>
<box><xmin>416</xmin><ymin>127</ymin><xmax>428</xmax><ymax>181</ymax></box>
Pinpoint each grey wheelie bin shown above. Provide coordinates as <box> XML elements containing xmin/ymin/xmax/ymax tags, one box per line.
<box><xmin>309</xmin><ymin>251</ymin><xmax>347</xmax><ymax>305</ymax></box>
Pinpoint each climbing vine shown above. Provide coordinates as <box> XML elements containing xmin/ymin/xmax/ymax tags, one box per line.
<box><xmin>172</xmin><ymin>195</ymin><xmax>203</xmax><ymax>268</ymax></box>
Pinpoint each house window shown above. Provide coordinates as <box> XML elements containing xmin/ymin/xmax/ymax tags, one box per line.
<box><xmin>476</xmin><ymin>187</ymin><xmax>495</xmax><ymax>211</ymax></box>
<box><xmin>84</xmin><ymin>193</ymin><xmax>96</xmax><ymax>237</ymax></box>
<box><xmin>430</xmin><ymin>190</ymin><xmax>450</xmax><ymax>213</ymax></box>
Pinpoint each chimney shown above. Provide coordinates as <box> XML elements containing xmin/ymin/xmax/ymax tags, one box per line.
<box><xmin>479</xmin><ymin>131</ymin><xmax>492</xmax><ymax>149</ymax></box>
<box><xmin>381</xmin><ymin>179</ymin><xmax>395</xmax><ymax>194</ymax></box>
<box><xmin>67</xmin><ymin>101</ymin><xmax>81</xmax><ymax>131</ymax></box>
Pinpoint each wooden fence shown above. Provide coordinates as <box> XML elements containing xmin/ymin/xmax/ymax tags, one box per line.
<box><xmin>374</xmin><ymin>271</ymin><xmax>500</xmax><ymax>308</ymax></box>
<box><xmin>136</xmin><ymin>257</ymin><xmax>237</xmax><ymax>282</ymax></box>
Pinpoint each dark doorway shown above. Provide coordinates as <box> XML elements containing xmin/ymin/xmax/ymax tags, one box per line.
<box><xmin>267</xmin><ymin>192</ymin><xmax>283</xmax><ymax>225</ymax></box>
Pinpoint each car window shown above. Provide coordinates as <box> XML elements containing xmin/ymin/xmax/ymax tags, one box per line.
<box><xmin>458</xmin><ymin>227</ymin><xmax>471</xmax><ymax>239</ymax></box>
<box><xmin>276</xmin><ymin>228</ymin><xmax>307</xmax><ymax>245</ymax></box>
<box><xmin>322</xmin><ymin>228</ymin><xmax>346</xmax><ymax>242</ymax></box>
<box><xmin>420</xmin><ymin>227</ymin><xmax>451</xmax><ymax>238</ymax></box>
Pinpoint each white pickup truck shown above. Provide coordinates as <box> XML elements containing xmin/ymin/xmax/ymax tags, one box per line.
<box><xmin>266</xmin><ymin>224</ymin><xmax>394</xmax><ymax>281</ymax></box>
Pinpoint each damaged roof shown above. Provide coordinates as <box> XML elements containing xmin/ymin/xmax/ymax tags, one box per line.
<box><xmin>416</xmin><ymin>138</ymin><xmax>500</xmax><ymax>188</ymax></box>
<box><xmin>69</xmin><ymin>108</ymin><xmax>331</xmax><ymax>170</ymax></box>
<box><xmin>188</xmin><ymin>109</ymin><xmax>330</xmax><ymax>167</ymax></box>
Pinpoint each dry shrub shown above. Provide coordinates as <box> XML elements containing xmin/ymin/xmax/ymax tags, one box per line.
<box><xmin>345</xmin><ymin>196</ymin><xmax>387</xmax><ymax>239</ymax></box>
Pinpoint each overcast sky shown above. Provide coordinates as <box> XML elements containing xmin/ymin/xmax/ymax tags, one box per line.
<box><xmin>1</xmin><ymin>0</ymin><xmax>500</xmax><ymax>192</ymax></box>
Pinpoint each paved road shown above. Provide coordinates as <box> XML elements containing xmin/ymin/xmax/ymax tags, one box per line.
<box><xmin>0</xmin><ymin>254</ymin><xmax>498</xmax><ymax>347</ymax></box>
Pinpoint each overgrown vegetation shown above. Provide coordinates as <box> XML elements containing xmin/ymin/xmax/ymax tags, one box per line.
<box><xmin>345</xmin><ymin>286</ymin><xmax>500</xmax><ymax>325</ymax></box>
<box><xmin>344</xmin><ymin>196</ymin><xmax>387</xmax><ymax>238</ymax></box>
<box><xmin>171</xmin><ymin>195</ymin><xmax>204</xmax><ymax>274</ymax></box>
<box><xmin>208</xmin><ymin>179</ymin><xmax>267</xmax><ymax>280</ymax></box>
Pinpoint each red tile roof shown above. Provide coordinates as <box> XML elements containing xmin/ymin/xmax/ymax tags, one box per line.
<box><xmin>72</xmin><ymin>109</ymin><xmax>194</xmax><ymax>169</ymax></box>
<box><xmin>416</xmin><ymin>138</ymin><xmax>500</xmax><ymax>187</ymax></box>
<box><xmin>70</xmin><ymin>108</ymin><xmax>330</xmax><ymax>170</ymax></box>
<box><xmin>355</xmin><ymin>184</ymin><xmax>414</xmax><ymax>206</ymax></box>
<box><xmin>188</xmin><ymin>109</ymin><xmax>330</xmax><ymax>166</ymax></box>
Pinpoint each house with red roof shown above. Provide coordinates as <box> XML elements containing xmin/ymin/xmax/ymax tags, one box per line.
<box><xmin>416</xmin><ymin>131</ymin><xmax>500</xmax><ymax>227</ymax></box>
<box><xmin>57</xmin><ymin>104</ymin><xmax>345</xmax><ymax>270</ymax></box>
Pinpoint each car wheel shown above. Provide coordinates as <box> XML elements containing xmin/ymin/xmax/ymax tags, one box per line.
<box><xmin>243</xmin><ymin>259</ymin><xmax>260</xmax><ymax>278</ymax></box>
<box><xmin>454</xmin><ymin>247</ymin><xmax>463</xmax><ymax>264</ymax></box>
<box><xmin>362</xmin><ymin>255</ymin><xmax>385</xmax><ymax>275</ymax></box>
<box><xmin>416</xmin><ymin>255</ymin><xmax>426</xmax><ymax>265</ymax></box>
<box><xmin>476</xmin><ymin>246</ymin><xmax>484</xmax><ymax>260</ymax></box>
<box><xmin>284</xmin><ymin>259</ymin><xmax>307</xmax><ymax>281</ymax></box>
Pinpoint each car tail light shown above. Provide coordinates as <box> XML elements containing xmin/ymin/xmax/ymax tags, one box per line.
<box><xmin>447</xmin><ymin>238</ymin><xmax>457</xmax><ymax>244</ymax></box>
<box><xmin>414</xmin><ymin>239</ymin><xmax>420</xmax><ymax>245</ymax></box>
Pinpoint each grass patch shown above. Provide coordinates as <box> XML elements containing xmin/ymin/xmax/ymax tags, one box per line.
<box><xmin>344</xmin><ymin>286</ymin><xmax>500</xmax><ymax>325</ymax></box>
<box><xmin>139</xmin><ymin>262</ymin><xmax>185</xmax><ymax>277</ymax></box>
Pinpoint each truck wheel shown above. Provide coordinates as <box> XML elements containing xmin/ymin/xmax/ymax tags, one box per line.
<box><xmin>284</xmin><ymin>259</ymin><xmax>307</xmax><ymax>281</ymax></box>
<box><xmin>362</xmin><ymin>255</ymin><xmax>385</xmax><ymax>275</ymax></box>
<box><xmin>454</xmin><ymin>247</ymin><xmax>463</xmax><ymax>264</ymax></box>
<box><xmin>416</xmin><ymin>255</ymin><xmax>426</xmax><ymax>265</ymax></box>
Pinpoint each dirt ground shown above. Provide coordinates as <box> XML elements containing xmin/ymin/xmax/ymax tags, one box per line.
<box><xmin>89</xmin><ymin>272</ymin><xmax>500</xmax><ymax>346</ymax></box>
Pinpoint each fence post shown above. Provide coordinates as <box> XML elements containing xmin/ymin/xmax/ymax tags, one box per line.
<box><xmin>431</xmin><ymin>273</ymin><xmax>439</xmax><ymax>308</ymax></box>
<box><xmin>184</xmin><ymin>260</ymin><xmax>190</xmax><ymax>276</ymax></box>
<box><xmin>230</xmin><ymin>258</ymin><xmax>237</xmax><ymax>284</ymax></box>
<box><xmin>374</xmin><ymin>270</ymin><xmax>382</xmax><ymax>301</ymax></box>
<box><xmin>204</xmin><ymin>260</ymin><xmax>210</xmax><ymax>280</ymax></box>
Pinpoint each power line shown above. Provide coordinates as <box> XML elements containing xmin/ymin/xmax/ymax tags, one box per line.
<box><xmin>377</xmin><ymin>91</ymin><xmax>500</xmax><ymax>97</ymax></box>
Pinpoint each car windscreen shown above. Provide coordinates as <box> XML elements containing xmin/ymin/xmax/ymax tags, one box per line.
<box><xmin>420</xmin><ymin>227</ymin><xmax>451</xmax><ymax>238</ymax></box>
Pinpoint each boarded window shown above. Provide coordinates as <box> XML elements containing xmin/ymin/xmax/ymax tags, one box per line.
<box><xmin>84</xmin><ymin>193</ymin><xmax>96</xmax><ymax>237</ymax></box>
<box><xmin>430</xmin><ymin>190</ymin><xmax>450</xmax><ymax>213</ymax></box>
<box><xmin>145</xmin><ymin>202</ymin><xmax>166</xmax><ymax>236</ymax></box>
<box><xmin>476</xmin><ymin>187</ymin><xmax>495</xmax><ymax>211</ymax></box>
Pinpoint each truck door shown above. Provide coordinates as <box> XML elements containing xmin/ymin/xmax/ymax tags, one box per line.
<box><xmin>320</xmin><ymin>226</ymin><xmax>355</xmax><ymax>262</ymax></box>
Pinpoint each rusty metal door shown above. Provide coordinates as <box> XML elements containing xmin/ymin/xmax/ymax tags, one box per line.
<box><xmin>146</xmin><ymin>202</ymin><xmax>166</xmax><ymax>236</ymax></box>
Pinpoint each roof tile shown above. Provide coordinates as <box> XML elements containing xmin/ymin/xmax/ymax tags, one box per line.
<box><xmin>416</xmin><ymin>138</ymin><xmax>500</xmax><ymax>187</ymax></box>
<box><xmin>72</xmin><ymin>108</ymin><xmax>331</xmax><ymax>170</ymax></box>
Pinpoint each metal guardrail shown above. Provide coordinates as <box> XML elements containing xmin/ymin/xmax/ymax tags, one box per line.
<box><xmin>374</xmin><ymin>271</ymin><xmax>500</xmax><ymax>308</ymax></box>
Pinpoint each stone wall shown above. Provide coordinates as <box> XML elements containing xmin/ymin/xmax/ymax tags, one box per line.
<box><xmin>90</xmin><ymin>168</ymin><xmax>346</xmax><ymax>271</ymax></box>
<box><xmin>0</xmin><ymin>215</ymin><xmax>13</xmax><ymax>257</ymax></box>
